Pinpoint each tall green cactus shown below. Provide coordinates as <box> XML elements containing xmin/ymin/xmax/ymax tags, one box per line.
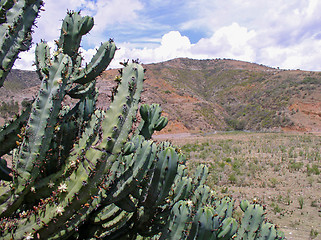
<box><xmin>0</xmin><ymin>4</ymin><xmax>285</xmax><ymax>240</ymax></box>
<box><xmin>0</xmin><ymin>0</ymin><xmax>44</xmax><ymax>87</ymax></box>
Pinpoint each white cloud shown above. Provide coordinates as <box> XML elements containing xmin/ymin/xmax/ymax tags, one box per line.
<box><xmin>258</xmin><ymin>38</ymin><xmax>321</xmax><ymax>70</ymax></box>
<box><xmin>111</xmin><ymin>21</ymin><xmax>321</xmax><ymax>71</ymax></box>
<box><xmin>111</xmin><ymin>31</ymin><xmax>193</xmax><ymax>68</ymax></box>
<box><xmin>35</xmin><ymin>0</ymin><xmax>87</xmax><ymax>42</ymax></box>
<box><xmin>14</xmin><ymin>48</ymin><xmax>36</xmax><ymax>71</ymax></box>
<box><xmin>13</xmin><ymin>0</ymin><xmax>321</xmax><ymax>71</ymax></box>
<box><xmin>15</xmin><ymin>22</ymin><xmax>321</xmax><ymax>72</ymax></box>
<box><xmin>110</xmin><ymin>24</ymin><xmax>258</xmax><ymax>68</ymax></box>
<box><xmin>155</xmin><ymin>31</ymin><xmax>192</xmax><ymax>60</ymax></box>
<box><xmin>14</xmin><ymin>40</ymin><xmax>59</xmax><ymax>70</ymax></box>
<box><xmin>83</xmin><ymin>0</ymin><xmax>143</xmax><ymax>26</ymax></box>
<box><xmin>193</xmin><ymin>23</ymin><xmax>257</xmax><ymax>62</ymax></box>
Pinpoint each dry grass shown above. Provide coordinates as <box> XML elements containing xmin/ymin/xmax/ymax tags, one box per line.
<box><xmin>162</xmin><ymin>131</ymin><xmax>321</xmax><ymax>240</ymax></box>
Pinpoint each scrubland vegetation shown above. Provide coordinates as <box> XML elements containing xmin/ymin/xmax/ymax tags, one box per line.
<box><xmin>172</xmin><ymin>132</ymin><xmax>321</xmax><ymax>239</ymax></box>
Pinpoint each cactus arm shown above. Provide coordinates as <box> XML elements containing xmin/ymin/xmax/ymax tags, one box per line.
<box><xmin>91</xmin><ymin>203</ymin><xmax>121</xmax><ymax>224</ymax></box>
<box><xmin>0</xmin><ymin>1</ymin><xmax>14</xmax><ymax>24</ymax></box>
<box><xmin>87</xmin><ymin>210</ymin><xmax>134</xmax><ymax>239</ymax></box>
<box><xmin>132</xmin><ymin>145</ymin><xmax>180</xmax><ymax>236</ymax></box>
<box><xmin>42</xmin><ymin>88</ymin><xmax>98</xmax><ymax>175</ymax></box>
<box><xmin>97</xmin><ymin>62</ymin><xmax>144</xmax><ymax>154</ymax></box>
<box><xmin>0</xmin><ymin>0</ymin><xmax>43</xmax><ymax>87</ymax></box>
<box><xmin>212</xmin><ymin>197</ymin><xmax>235</xmax><ymax>220</ymax></box>
<box><xmin>159</xmin><ymin>200</ymin><xmax>192</xmax><ymax>240</ymax></box>
<box><xmin>191</xmin><ymin>207</ymin><xmax>217</xmax><ymax>239</ymax></box>
<box><xmin>0</xmin><ymin>53</ymin><xmax>72</xmax><ymax>217</ymax></box>
<box><xmin>217</xmin><ymin>217</ymin><xmax>238</xmax><ymax>240</ymax></box>
<box><xmin>137</xmin><ymin>104</ymin><xmax>168</xmax><ymax>140</ymax></box>
<box><xmin>0</xmin><ymin>103</ymin><xmax>31</xmax><ymax>157</ymax></box>
<box><xmin>67</xmin><ymin>80</ymin><xmax>96</xmax><ymax>99</ymax></box>
<box><xmin>169</xmin><ymin>165</ymin><xmax>206</xmax><ymax>203</ymax></box>
<box><xmin>71</xmin><ymin>40</ymin><xmax>116</xmax><ymax>85</ymax></box>
<box><xmin>256</xmin><ymin>222</ymin><xmax>278</xmax><ymax>240</ymax></box>
<box><xmin>235</xmin><ymin>204</ymin><xmax>265</xmax><ymax>240</ymax></box>
<box><xmin>192</xmin><ymin>164</ymin><xmax>208</xmax><ymax>188</ymax></box>
<box><xmin>57</xmin><ymin>11</ymin><xmax>94</xmax><ymax>58</ymax></box>
<box><xmin>101</xmin><ymin>138</ymin><xmax>156</xmax><ymax>204</ymax></box>
<box><xmin>22</xmin><ymin>108</ymin><xmax>103</xmax><ymax>204</ymax></box>
<box><xmin>192</xmin><ymin>185</ymin><xmax>213</xmax><ymax>209</ymax></box>
<box><xmin>171</xmin><ymin>176</ymin><xmax>193</xmax><ymax>203</ymax></box>
<box><xmin>35</xmin><ymin>40</ymin><xmax>51</xmax><ymax>81</ymax></box>
<box><xmin>144</xmin><ymin>146</ymin><xmax>179</xmax><ymax>207</ymax></box>
<box><xmin>169</xmin><ymin>164</ymin><xmax>191</xmax><ymax>200</ymax></box>
<box><xmin>55</xmin><ymin>11</ymin><xmax>116</xmax><ymax>86</ymax></box>
<box><xmin>155</xmin><ymin>147</ymin><xmax>179</xmax><ymax>206</ymax></box>
<box><xmin>14</xmin><ymin>53</ymin><xmax>71</xmax><ymax>182</ymax></box>
<box><xmin>240</xmin><ymin>199</ymin><xmax>250</xmax><ymax>212</ymax></box>
<box><xmin>212</xmin><ymin>197</ymin><xmax>236</xmax><ymax>237</ymax></box>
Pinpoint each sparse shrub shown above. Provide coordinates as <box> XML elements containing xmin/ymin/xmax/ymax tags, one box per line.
<box><xmin>225</xmin><ymin>117</ymin><xmax>246</xmax><ymax>130</ymax></box>
<box><xmin>224</xmin><ymin>157</ymin><xmax>232</xmax><ymax>163</ymax></box>
<box><xmin>307</xmin><ymin>163</ymin><xmax>321</xmax><ymax>176</ymax></box>
<box><xmin>301</xmin><ymin>76</ymin><xmax>320</xmax><ymax>85</ymax></box>
<box><xmin>0</xmin><ymin>100</ymin><xmax>19</xmax><ymax>119</ymax></box>
<box><xmin>311</xmin><ymin>199</ymin><xmax>319</xmax><ymax>208</ymax></box>
<box><xmin>298</xmin><ymin>196</ymin><xmax>304</xmax><ymax>209</ymax></box>
<box><xmin>289</xmin><ymin>161</ymin><xmax>304</xmax><ymax>171</ymax></box>
<box><xmin>269</xmin><ymin>177</ymin><xmax>279</xmax><ymax>188</ymax></box>
<box><xmin>271</xmin><ymin>202</ymin><xmax>282</xmax><ymax>214</ymax></box>
<box><xmin>285</xmin><ymin>192</ymin><xmax>292</xmax><ymax>205</ymax></box>
<box><xmin>228</xmin><ymin>173</ymin><xmax>237</xmax><ymax>184</ymax></box>
<box><xmin>310</xmin><ymin>228</ymin><xmax>319</xmax><ymax>239</ymax></box>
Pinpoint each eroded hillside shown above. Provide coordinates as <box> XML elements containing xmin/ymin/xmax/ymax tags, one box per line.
<box><xmin>1</xmin><ymin>58</ymin><xmax>320</xmax><ymax>133</ymax></box>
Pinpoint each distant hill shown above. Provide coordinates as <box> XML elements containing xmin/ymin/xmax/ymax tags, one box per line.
<box><xmin>1</xmin><ymin>58</ymin><xmax>321</xmax><ymax>132</ymax></box>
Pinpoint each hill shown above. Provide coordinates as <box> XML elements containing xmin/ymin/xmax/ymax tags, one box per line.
<box><xmin>141</xmin><ymin>58</ymin><xmax>321</xmax><ymax>133</ymax></box>
<box><xmin>1</xmin><ymin>58</ymin><xmax>320</xmax><ymax>132</ymax></box>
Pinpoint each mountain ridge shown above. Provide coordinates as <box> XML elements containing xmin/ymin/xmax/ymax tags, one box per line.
<box><xmin>1</xmin><ymin>58</ymin><xmax>320</xmax><ymax>133</ymax></box>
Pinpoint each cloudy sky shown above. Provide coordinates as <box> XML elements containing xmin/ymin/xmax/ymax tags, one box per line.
<box><xmin>14</xmin><ymin>0</ymin><xmax>321</xmax><ymax>71</ymax></box>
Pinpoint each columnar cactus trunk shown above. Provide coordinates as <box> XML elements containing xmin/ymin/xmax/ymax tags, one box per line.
<box><xmin>0</xmin><ymin>4</ymin><xmax>285</xmax><ymax>240</ymax></box>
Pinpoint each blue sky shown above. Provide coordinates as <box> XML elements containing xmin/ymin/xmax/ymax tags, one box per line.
<box><xmin>15</xmin><ymin>0</ymin><xmax>321</xmax><ymax>71</ymax></box>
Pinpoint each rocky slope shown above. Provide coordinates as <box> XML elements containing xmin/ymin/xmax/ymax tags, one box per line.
<box><xmin>1</xmin><ymin>58</ymin><xmax>320</xmax><ymax>133</ymax></box>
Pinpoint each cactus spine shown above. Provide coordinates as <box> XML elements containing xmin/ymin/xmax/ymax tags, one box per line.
<box><xmin>0</xmin><ymin>4</ymin><xmax>285</xmax><ymax>240</ymax></box>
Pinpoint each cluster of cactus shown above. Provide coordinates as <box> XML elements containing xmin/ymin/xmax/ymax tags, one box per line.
<box><xmin>0</xmin><ymin>1</ymin><xmax>286</xmax><ymax>239</ymax></box>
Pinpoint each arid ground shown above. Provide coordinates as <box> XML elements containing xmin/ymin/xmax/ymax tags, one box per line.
<box><xmin>154</xmin><ymin>131</ymin><xmax>321</xmax><ymax>240</ymax></box>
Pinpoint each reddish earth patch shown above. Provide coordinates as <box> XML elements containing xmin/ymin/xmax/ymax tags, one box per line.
<box><xmin>287</xmin><ymin>100</ymin><xmax>321</xmax><ymax>132</ymax></box>
<box><xmin>154</xmin><ymin>119</ymin><xmax>189</xmax><ymax>135</ymax></box>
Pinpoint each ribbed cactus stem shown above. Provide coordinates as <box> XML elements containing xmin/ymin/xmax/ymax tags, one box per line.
<box><xmin>137</xmin><ymin>104</ymin><xmax>168</xmax><ymax>139</ymax></box>
<box><xmin>0</xmin><ymin>53</ymin><xmax>72</xmax><ymax>217</ymax></box>
<box><xmin>57</xmin><ymin>11</ymin><xmax>94</xmax><ymax>58</ymax></box>
<box><xmin>102</xmin><ymin>137</ymin><xmax>156</xmax><ymax>203</ymax></box>
<box><xmin>35</xmin><ymin>40</ymin><xmax>51</xmax><ymax>80</ymax></box>
<box><xmin>0</xmin><ymin>1</ymin><xmax>14</xmax><ymax>24</ymax></box>
<box><xmin>159</xmin><ymin>200</ymin><xmax>192</xmax><ymax>240</ymax></box>
<box><xmin>235</xmin><ymin>204</ymin><xmax>266</xmax><ymax>239</ymax></box>
<box><xmin>0</xmin><ymin>104</ymin><xmax>31</xmax><ymax>156</ymax></box>
<box><xmin>35</xmin><ymin>63</ymin><xmax>144</xmax><ymax>239</ymax></box>
<box><xmin>0</xmin><ymin>0</ymin><xmax>43</xmax><ymax>87</ymax></box>
<box><xmin>71</xmin><ymin>40</ymin><xmax>116</xmax><ymax>85</ymax></box>
<box><xmin>144</xmin><ymin>146</ymin><xmax>179</xmax><ymax>207</ymax></box>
